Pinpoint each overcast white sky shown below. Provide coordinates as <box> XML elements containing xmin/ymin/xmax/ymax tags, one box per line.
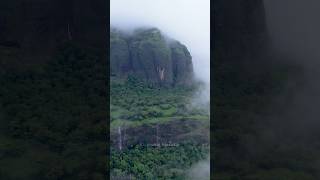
<box><xmin>110</xmin><ymin>0</ymin><xmax>210</xmax><ymax>85</ymax></box>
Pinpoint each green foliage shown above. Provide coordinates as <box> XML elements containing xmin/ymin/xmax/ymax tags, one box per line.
<box><xmin>110</xmin><ymin>77</ymin><xmax>207</xmax><ymax>128</ymax></box>
<box><xmin>110</xmin><ymin>71</ymin><xmax>209</xmax><ymax>179</ymax></box>
<box><xmin>0</xmin><ymin>42</ymin><xmax>106</xmax><ymax>179</ymax></box>
<box><xmin>111</xmin><ymin>143</ymin><xmax>209</xmax><ymax>180</ymax></box>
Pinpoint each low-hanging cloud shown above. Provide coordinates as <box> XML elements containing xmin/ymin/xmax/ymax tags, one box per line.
<box><xmin>264</xmin><ymin>0</ymin><xmax>320</xmax><ymax>130</ymax></box>
<box><xmin>111</xmin><ymin>0</ymin><xmax>210</xmax><ymax>106</ymax></box>
<box><xmin>186</xmin><ymin>155</ymin><xmax>210</xmax><ymax>180</ymax></box>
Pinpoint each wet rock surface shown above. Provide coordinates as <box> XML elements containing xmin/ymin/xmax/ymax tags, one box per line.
<box><xmin>110</xmin><ymin>119</ymin><xmax>209</xmax><ymax>149</ymax></box>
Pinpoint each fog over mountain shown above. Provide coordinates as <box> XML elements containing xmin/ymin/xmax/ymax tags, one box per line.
<box><xmin>111</xmin><ymin>0</ymin><xmax>210</xmax><ymax>105</ymax></box>
<box><xmin>110</xmin><ymin>1</ymin><xmax>210</xmax><ymax>179</ymax></box>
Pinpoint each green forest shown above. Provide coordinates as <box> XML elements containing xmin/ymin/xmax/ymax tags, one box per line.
<box><xmin>111</xmin><ymin>143</ymin><xmax>208</xmax><ymax>179</ymax></box>
<box><xmin>110</xmin><ymin>27</ymin><xmax>210</xmax><ymax>179</ymax></box>
<box><xmin>110</xmin><ymin>77</ymin><xmax>208</xmax><ymax>128</ymax></box>
<box><xmin>110</xmin><ymin>78</ymin><xmax>209</xmax><ymax>179</ymax></box>
<box><xmin>0</xmin><ymin>43</ymin><xmax>106</xmax><ymax>179</ymax></box>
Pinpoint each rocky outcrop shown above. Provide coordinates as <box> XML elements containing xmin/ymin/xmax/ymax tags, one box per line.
<box><xmin>110</xmin><ymin>28</ymin><xmax>194</xmax><ymax>86</ymax></box>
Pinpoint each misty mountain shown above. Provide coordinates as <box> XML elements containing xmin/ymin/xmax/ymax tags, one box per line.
<box><xmin>110</xmin><ymin>28</ymin><xmax>194</xmax><ymax>86</ymax></box>
<box><xmin>213</xmin><ymin>0</ymin><xmax>318</xmax><ymax>179</ymax></box>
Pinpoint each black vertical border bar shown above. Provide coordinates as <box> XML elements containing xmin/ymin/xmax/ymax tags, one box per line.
<box><xmin>106</xmin><ymin>1</ymin><xmax>111</xmax><ymax>179</ymax></box>
<box><xmin>210</xmin><ymin>0</ymin><xmax>215</xmax><ymax>178</ymax></box>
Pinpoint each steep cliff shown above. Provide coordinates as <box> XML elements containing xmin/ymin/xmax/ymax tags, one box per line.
<box><xmin>110</xmin><ymin>28</ymin><xmax>194</xmax><ymax>86</ymax></box>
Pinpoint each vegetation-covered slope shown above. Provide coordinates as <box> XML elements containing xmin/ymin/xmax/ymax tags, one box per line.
<box><xmin>0</xmin><ymin>1</ymin><xmax>107</xmax><ymax>179</ymax></box>
<box><xmin>110</xmin><ymin>78</ymin><xmax>209</xmax><ymax>179</ymax></box>
<box><xmin>0</xmin><ymin>43</ymin><xmax>106</xmax><ymax>179</ymax></box>
<box><xmin>110</xmin><ymin>26</ymin><xmax>209</xmax><ymax>179</ymax></box>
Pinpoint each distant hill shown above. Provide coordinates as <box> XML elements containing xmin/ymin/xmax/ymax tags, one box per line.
<box><xmin>110</xmin><ymin>28</ymin><xmax>194</xmax><ymax>86</ymax></box>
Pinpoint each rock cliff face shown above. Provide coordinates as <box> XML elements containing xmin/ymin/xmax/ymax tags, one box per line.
<box><xmin>110</xmin><ymin>119</ymin><xmax>209</xmax><ymax>150</ymax></box>
<box><xmin>110</xmin><ymin>28</ymin><xmax>194</xmax><ymax>86</ymax></box>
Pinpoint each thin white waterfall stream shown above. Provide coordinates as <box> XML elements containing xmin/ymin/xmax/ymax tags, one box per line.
<box><xmin>118</xmin><ymin>126</ymin><xmax>122</xmax><ymax>151</ymax></box>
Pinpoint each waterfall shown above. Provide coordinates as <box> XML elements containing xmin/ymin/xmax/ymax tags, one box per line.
<box><xmin>156</xmin><ymin>124</ymin><xmax>160</xmax><ymax>147</ymax></box>
<box><xmin>118</xmin><ymin>126</ymin><xmax>122</xmax><ymax>151</ymax></box>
